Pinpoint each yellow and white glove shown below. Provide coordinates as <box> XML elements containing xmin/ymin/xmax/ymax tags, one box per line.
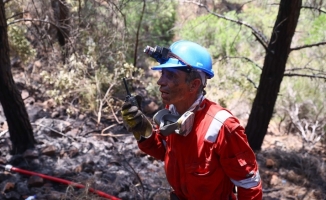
<box><xmin>121</xmin><ymin>95</ymin><xmax>153</xmax><ymax>141</ymax></box>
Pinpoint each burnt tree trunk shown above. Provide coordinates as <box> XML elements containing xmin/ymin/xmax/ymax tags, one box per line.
<box><xmin>51</xmin><ymin>0</ymin><xmax>70</xmax><ymax>63</ymax></box>
<box><xmin>245</xmin><ymin>0</ymin><xmax>302</xmax><ymax>151</ymax></box>
<box><xmin>0</xmin><ymin>1</ymin><xmax>36</xmax><ymax>154</ymax></box>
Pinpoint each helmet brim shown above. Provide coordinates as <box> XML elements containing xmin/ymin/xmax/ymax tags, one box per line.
<box><xmin>151</xmin><ymin>58</ymin><xmax>214</xmax><ymax>79</ymax></box>
<box><xmin>151</xmin><ymin>58</ymin><xmax>187</xmax><ymax>70</ymax></box>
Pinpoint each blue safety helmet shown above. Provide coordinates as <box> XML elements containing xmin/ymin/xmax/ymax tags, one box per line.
<box><xmin>151</xmin><ymin>40</ymin><xmax>214</xmax><ymax>78</ymax></box>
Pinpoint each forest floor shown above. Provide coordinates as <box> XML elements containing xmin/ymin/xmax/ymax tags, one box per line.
<box><xmin>258</xmin><ymin>122</ymin><xmax>326</xmax><ymax>200</ymax></box>
<box><xmin>0</xmin><ymin>67</ymin><xmax>325</xmax><ymax>200</ymax></box>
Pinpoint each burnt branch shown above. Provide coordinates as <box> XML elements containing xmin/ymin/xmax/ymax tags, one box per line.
<box><xmin>301</xmin><ymin>6</ymin><xmax>326</xmax><ymax>14</ymax></box>
<box><xmin>8</xmin><ymin>18</ymin><xmax>57</xmax><ymax>30</ymax></box>
<box><xmin>290</xmin><ymin>41</ymin><xmax>326</xmax><ymax>51</ymax></box>
<box><xmin>6</xmin><ymin>11</ymin><xmax>28</xmax><ymax>20</ymax></box>
<box><xmin>241</xmin><ymin>73</ymin><xmax>258</xmax><ymax>89</ymax></box>
<box><xmin>134</xmin><ymin>0</ymin><xmax>146</xmax><ymax>67</ymax></box>
<box><xmin>286</xmin><ymin>67</ymin><xmax>324</xmax><ymax>73</ymax></box>
<box><xmin>284</xmin><ymin>73</ymin><xmax>326</xmax><ymax>80</ymax></box>
<box><xmin>225</xmin><ymin>56</ymin><xmax>262</xmax><ymax>70</ymax></box>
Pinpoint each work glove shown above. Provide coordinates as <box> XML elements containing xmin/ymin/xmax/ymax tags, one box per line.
<box><xmin>121</xmin><ymin>95</ymin><xmax>153</xmax><ymax>141</ymax></box>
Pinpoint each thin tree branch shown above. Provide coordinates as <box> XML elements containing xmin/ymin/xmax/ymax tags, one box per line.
<box><xmin>108</xmin><ymin>0</ymin><xmax>127</xmax><ymax>27</ymax></box>
<box><xmin>31</xmin><ymin>0</ymin><xmax>41</xmax><ymax>19</ymax></box>
<box><xmin>181</xmin><ymin>0</ymin><xmax>269</xmax><ymax>50</ymax></box>
<box><xmin>31</xmin><ymin>122</ymin><xmax>76</xmax><ymax>141</ymax></box>
<box><xmin>133</xmin><ymin>0</ymin><xmax>146</xmax><ymax>67</ymax></box>
<box><xmin>120</xmin><ymin>153</ymin><xmax>145</xmax><ymax>200</ymax></box>
<box><xmin>301</xmin><ymin>6</ymin><xmax>326</xmax><ymax>14</ymax></box>
<box><xmin>8</xmin><ymin>18</ymin><xmax>56</xmax><ymax>28</ymax></box>
<box><xmin>97</xmin><ymin>69</ymin><xmax>118</xmax><ymax>125</ymax></box>
<box><xmin>107</xmin><ymin>101</ymin><xmax>123</xmax><ymax>125</ymax></box>
<box><xmin>284</xmin><ymin>73</ymin><xmax>326</xmax><ymax>80</ymax></box>
<box><xmin>285</xmin><ymin>67</ymin><xmax>324</xmax><ymax>73</ymax></box>
<box><xmin>252</xmin><ymin>31</ymin><xmax>269</xmax><ymax>51</ymax></box>
<box><xmin>8</xmin><ymin>18</ymin><xmax>78</xmax><ymax>60</ymax></box>
<box><xmin>290</xmin><ymin>41</ymin><xmax>326</xmax><ymax>51</ymax></box>
<box><xmin>6</xmin><ymin>11</ymin><xmax>29</xmax><ymax>20</ymax></box>
<box><xmin>241</xmin><ymin>73</ymin><xmax>258</xmax><ymax>89</ymax></box>
<box><xmin>226</xmin><ymin>56</ymin><xmax>262</xmax><ymax>70</ymax></box>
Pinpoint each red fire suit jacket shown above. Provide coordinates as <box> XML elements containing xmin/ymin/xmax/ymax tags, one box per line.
<box><xmin>138</xmin><ymin>99</ymin><xmax>262</xmax><ymax>200</ymax></box>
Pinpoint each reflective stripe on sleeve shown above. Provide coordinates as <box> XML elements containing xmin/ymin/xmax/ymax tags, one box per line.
<box><xmin>230</xmin><ymin>171</ymin><xmax>261</xmax><ymax>189</ymax></box>
<box><xmin>205</xmin><ymin>110</ymin><xmax>232</xmax><ymax>143</ymax></box>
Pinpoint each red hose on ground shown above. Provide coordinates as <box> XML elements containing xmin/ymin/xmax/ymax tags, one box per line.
<box><xmin>1</xmin><ymin>165</ymin><xmax>121</xmax><ymax>200</ymax></box>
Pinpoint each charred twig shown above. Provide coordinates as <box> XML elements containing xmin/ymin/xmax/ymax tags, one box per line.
<box><xmin>225</xmin><ymin>56</ymin><xmax>262</xmax><ymax>70</ymax></box>
<box><xmin>6</xmin><ymin>11</ymin><xmax>28</xmax><ymax>20</ymax></box>
<box><xmin>290</xmin><ymin>41</ymin><xmax>326</xmax><ymax>51</ymax></box>
<box><xmin>241</xmin><ymin>73</ymin><xmax>258</xmax><ymax>89</ymax></box>
<box><xmin>121</xmin><ymin>155</ymin><xmax>145</xmax><ymax>200</ymax></box>
<box><xmin>301</xmin><ymin>6</ymin><xmax>326</xmax><ymax>14</ymax></box>
<box><xmin>134</xmin><ymin>0</ymin><xmax>146</xmax><ymax>67</ymax></box>
<box><xmin>285</xmin><ymin>67</ymin><xmax>323</xmax><ymax>73</ymax></box>
<box><xmin>31</xmin><ymin>122</ymin><xmax>76</xmax><ymax>141</ymax></box>
<box><xmin>283</xmin><ymin>73</ymin><xmax>326</xmax><ymax>80</ymax></box>
<box><xmin>97</xmin><ymin>70</ymin><xmax>118</xmax><ymax>125</ymax></box>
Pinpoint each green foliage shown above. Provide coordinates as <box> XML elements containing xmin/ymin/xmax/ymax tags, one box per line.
<box><xmin>146</xmin><ymin>82</ymin><xmax>161</xmax><ymax>101</ymax></box>
<box><xmin>40</xmin><ymin>52</ymin><xmax>144</xmax><ymax>115</ymax></box>
<box><xmin>7</xmin><ymin>25</ymin><xmax>36</xmax><ymax>63</ymax></box>
<box><xmin>125</xmin><ymin>0</ymin><xmax>176</xmax><ymax>46</ymax></box>
<box><xmin>280</xmin><ymin>77</ymin><xmax>325</xmax><ymax>113</ymax></box>
<box><xmin>5</xmin><ymin>0</ymin><xmax>36</xmax><ymax>63</ymax></box>
<box><xmin>176</xmin><ymin>9</ymin><xmax>272</xmax><ymax>108</ymax></box>
<box><xmin>302</xmin><ymin>14</ymin><xmax>326</xmax><ymax>44</ymax></box>
<box><xmin>178</xmin><ymin>12</ymin><xmax>241</xmax><ymax>58</ymax></box>
<box><xmin>124</xmin><ymin>0</ymin><xmax>176</xmax><ymax>65</ymax></box>
<box><xmin>238</xmin><ymin>5</ymin><xmax>277</xmax><ymax>35</ymax></box>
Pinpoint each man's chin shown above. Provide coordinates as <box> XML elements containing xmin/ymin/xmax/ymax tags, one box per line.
<box><xmin>161</xmin><ymin>98</ymin><xmax>169</xmax><ymax>105</ymax></box>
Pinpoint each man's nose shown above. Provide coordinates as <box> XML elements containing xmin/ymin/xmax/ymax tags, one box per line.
<box><xmin>157</xmin><ymin>75</ymin><xmax>166</xmax><ymax>86</ymax></box>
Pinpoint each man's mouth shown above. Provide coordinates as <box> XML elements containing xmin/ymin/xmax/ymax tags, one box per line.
<box><xmin>160</xmin><ymin>89</ymin><xmax>168</xmax><ymax>94</ymax></box>
<box><xmin>160</xmin><ymin>90</ymin><xmax>169</xmax><ymax>98</ymax></box>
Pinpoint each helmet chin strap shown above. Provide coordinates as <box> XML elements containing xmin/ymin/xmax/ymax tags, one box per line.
<box><xmin>197</xmin><ymin>70</ymin><xmax>207</xmax><ymax>87</ymax></box>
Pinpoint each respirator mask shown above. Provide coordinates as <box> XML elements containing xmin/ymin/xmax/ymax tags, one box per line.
<box><xmin>153</xmin><ymin>109</ymin><xmax>195</xmax><ymax>137</ymax></box>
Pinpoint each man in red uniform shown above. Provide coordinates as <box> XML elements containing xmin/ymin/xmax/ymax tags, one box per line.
<box><xmin>121</xmin><ymin>40</ymin><xmax>262</xmax><ymax>200</ymax></box>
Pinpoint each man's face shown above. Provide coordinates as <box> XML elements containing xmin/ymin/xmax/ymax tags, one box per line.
<box><xmin>156</xmin><ymin>68</ymin><xmax>191</xmax><ymax>106</ymax></box>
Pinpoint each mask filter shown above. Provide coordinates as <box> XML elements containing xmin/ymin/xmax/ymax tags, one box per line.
<box><xmin>153</xmin><ymin>109</ymin><xmax>195</xmax><ymax>136</ymax></box>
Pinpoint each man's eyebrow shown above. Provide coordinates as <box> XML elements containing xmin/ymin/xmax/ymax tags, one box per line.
<box><xmin>166</xmin><ymin>68</ymin><xmax>179</xmax><ymax>74</ymax></box>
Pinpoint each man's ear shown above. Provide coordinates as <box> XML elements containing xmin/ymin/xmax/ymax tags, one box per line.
<box><xmin>190</xmin><ymin>78</ymin><xmax>201</xmax><ymax>93</ymax></box>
